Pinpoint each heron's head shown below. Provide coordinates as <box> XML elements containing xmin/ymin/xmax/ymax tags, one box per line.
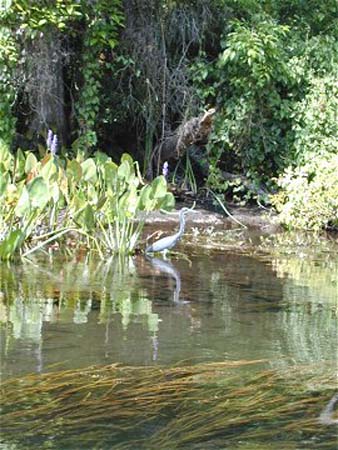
<box><xmin>180</xmin><ymin>206</ymin><xmax>197</xmax><ymax>214</ymax></box>
<box><xmin>179</xmin><ymin>206</ymin><xmax>197</xmax><ymax>219</ymax></box>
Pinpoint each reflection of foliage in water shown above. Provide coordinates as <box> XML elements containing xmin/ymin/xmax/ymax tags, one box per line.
<box><xmin>0</xmin><ymin>254</ymin><xmax>159</xmax><ymax>343</ymax></box>
<box><xmin>262</xmin><ymin>232</ymin><xmax>338</xmax><ymax>305</ymax></box>
<box><xmin>0</xmin><ymin>233</ymin><xmax>337</xmax><ymax>369</ymax></box>
<box><xmin>259</xmin><ymin>233</ymin><xmax>338</xmax><ymax>365</ymax></box>
<box><xmin>204</xmin><ymin>233</ymin><xmax>337</xmax><ymax>365</ymax></box>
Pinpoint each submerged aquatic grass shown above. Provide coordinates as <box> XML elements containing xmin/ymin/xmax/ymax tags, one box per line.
<box><xmin>0</xmin><ymin>360</ymin><xmax>336</xmax><ymax>449</ymax></box>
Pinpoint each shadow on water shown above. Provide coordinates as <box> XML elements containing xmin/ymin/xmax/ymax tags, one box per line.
<box><xmin>0</xmin><ymin>230</ymin><xmax>337</xmax><ymax>449</ymax></box>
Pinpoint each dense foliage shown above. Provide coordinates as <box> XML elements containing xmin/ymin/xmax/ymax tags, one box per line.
<box><xmin>272</xmin><ymin>153</ymin><xmax>338</xmax><ymax>231</ymax></box>
<box><xmin>0</xmin><ymin>141</ymin><xmax>174</xmax><ymax>260</ymax></box>
<box><xmin>1</xmin><ymin>0</ymin><xmax>337</xmax><ymax>230</ymax></box>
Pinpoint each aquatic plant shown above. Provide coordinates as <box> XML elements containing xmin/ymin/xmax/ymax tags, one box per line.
<box><xmin>46</xmin><ymin>129</ymin><xmax>53</xmax><ymax>150</ymax></box>
<box><xmin>0</xmin><ymin>361</ymin><xmax>336</xmax><ymax>449</ymax></box>
<box><xmin>50</xmin><ymin>133</ymin><xmax>58</xmax><ymax>156</ymax></box>
<box><xmin>162</xmin><ymin>161</ymin><xmax>169</xmax><ymax>178</ymax></box>
<box><xmin>0</xmin><ymin>144</ymin><xmax>174</xmax><ymax>260</ymax></box>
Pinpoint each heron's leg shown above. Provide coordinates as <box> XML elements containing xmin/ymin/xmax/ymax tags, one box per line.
<box><xmin>162</xmin><ymin>249</ymin><xmax>169</xmax><ymax>260</ymax></box>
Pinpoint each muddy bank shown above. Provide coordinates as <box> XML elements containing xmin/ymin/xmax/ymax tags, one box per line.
<box><xmin>140</xmin><ymin>204</ymin><xmax>280</xmax><ymax>234</ymax></box>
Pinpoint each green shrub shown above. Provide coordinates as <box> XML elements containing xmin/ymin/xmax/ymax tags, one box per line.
<box><xmin>207</xmin><ymin>17</ymin><xmax>293</xmax><ymax>183</ymax></box>
<box><xmin>272</xmin><ymin>153</ymin><xmax>338</xmax><ymax>231</ymax></box>
<box><xmin>189</xmin><ymin>6</ymin><xmax>338</xmax><ymax>202</ymax></box>
<box><xmin>272</xmin><ymin>73</ymin><xmax>338</xmax><ymax>231</ymax></box>
<box><xmin>291</xmin><ymin>75</ymin><xmax>338</xmax><ymax>163</ymax></box>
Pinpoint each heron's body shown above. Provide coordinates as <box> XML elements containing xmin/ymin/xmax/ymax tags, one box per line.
<box><xmin>145</xmin><ymin>208</ymin><xmax>190</xmax><ymax>256</ymax></box>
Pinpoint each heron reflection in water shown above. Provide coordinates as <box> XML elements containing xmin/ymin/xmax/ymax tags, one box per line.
<box><xmin>147</xmin><ymin>256</ymin><xmax>181</xmax><ymax>302</ymax></box>
<box><xmin>145</xmin><ymin>206</ymin><xmax>196</xmax><ymax>258</ymax></box>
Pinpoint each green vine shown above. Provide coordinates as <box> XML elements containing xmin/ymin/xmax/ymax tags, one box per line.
<box><xmin>0</xmin><ymin>0</ymin><xmax>83</xmax><ymax>146</ymax></box>
<box><xmin>0</xmin><ymin>27</ymin><xmax>17</xmax><ymax>144</ymax></box>
<box><xmin>74</xmin><ymin>0</ymin><xmax>123</xmax><ymax>156</ymax></box>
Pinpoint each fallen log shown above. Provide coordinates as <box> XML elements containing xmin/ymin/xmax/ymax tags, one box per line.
<box><xmin>147</xmin><ymin>108</ymin><xmax>216</xmax><ymax>178</ymax></box>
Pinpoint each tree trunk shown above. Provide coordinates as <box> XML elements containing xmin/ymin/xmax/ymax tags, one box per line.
<box><xmin>26</xmin><ymin>32</ymin><xmax>67</xmax><ymax>142</ymax></box>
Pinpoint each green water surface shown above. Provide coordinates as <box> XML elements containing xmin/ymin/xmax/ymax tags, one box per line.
<box><xmin>0</xmin><ymin>231</ymin><xmax>337</xmax><ymax>449</ymax></box>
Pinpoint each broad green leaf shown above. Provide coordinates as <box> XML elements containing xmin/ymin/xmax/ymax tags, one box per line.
<box><xmin>24</xmin><ymin>152</ymin><xmax>38</xmax><ymax>175</ymax></box>
<box><xmin>50</xmin><ymin>181</ymin><xmax>60</xmax><ymax>203</ymax></box>
<box><xmin>40</xmin><ymin>157</ymin><xmax>58</xmax><ymax>182</ymax></box>
<box><xmin>27</xmin><ymin>176</ymin><xmax>50</xmax><ymax>210</ymax></box>
<box><xmin>104</xmin><ymin>161</ymin><xmax>118</xmax><ymax>188</ymax></box>
<box><xmin>138</xmin><ymin>185</ymin><xmax>153</xmax><ymax>210</ymax></box>
<box><xmin>0</xmin><ymin>172</ymin><xmax>9</xmax><ymax>197</ymax></box>
<box><xmin>0</xmin><ymin>229</ymin><xmax>25</xmax><ymax>261</ymax></box>
<box><xmin>121</xmin><ymin>153</ymin><xmax>134</xmax><ymax>167</ymax></box>
<box><xmin>69</xmin><ymin>192</ymin><xmax>86</xmax><ymax>216</ymax></box>
<box><xmin>58</xmin><ymin>172</ymin><xmax>68</xmax><ymax>198</ymax></box>
<box><xmin>94</xmin><ymin>151</ymin><xmax>110</xmax><ymax>167</ymax></box>
<box><xmin>0</xmin><ymin>142</ymin><xmax>14</xmax><ymax>170</ymax></box>
<box><xmin>124</xmin><ymin>186</ymin><xmax>138</xmax><ymax>216</ymax></box>
<box><xmin>67</xmin><ymin>159</ymin><xmax>82</xmax><ymax>183</ymax></box>
<box><xmin>76</xmin><ymin>203</ymin><xmax>95</xmax><ymax>231</ymax></box>
<box><xmin>149</xmin><ymin>175</ymin><xmax>167</xmax><ymax>199</ymax></box>
<box><xmin>117</xmin><ymin>160</ymin><xmax>130</xmax><ymax>181</ymax></box>
<box><xmin>81</xmin><ymin>158</ymin><xmax>97</xmax><ymax>183</ymax></box>
<box><xmin>15</xmin><ymin>186</ymin><xmax>30</xmax><ymax>217</ymax></box>
<box><xmin>158</xmin><ymin>192</ymin><xmax>175</xmax><ymax>210</ymax></box>
<box><xmin>15</xmin><ymin>149</ymin><xmax>26</xmax><ymax>180</ymax></box>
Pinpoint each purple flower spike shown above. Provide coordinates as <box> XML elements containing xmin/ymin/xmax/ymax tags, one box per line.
<box><xmin>162</xmin><ymin>161</ymin><xmax>169</xmax><ymax>178</ymax></box>
<box><xmin>50</xmin><ymin>134</ymin><xmax>58</xmax><ymax>156</ymax></box>
<box><xmin>47</xmin><ymin>129</ymin><xmax>53</xmax><ymax>149</ymax></box>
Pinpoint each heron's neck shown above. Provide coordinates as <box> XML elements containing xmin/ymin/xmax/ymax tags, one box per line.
<box><xmin>178</xmin><ymin>215</ymin><xmax>185</xmax><ymax>235</ymax></box>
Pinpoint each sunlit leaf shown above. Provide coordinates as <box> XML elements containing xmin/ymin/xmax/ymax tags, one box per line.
<box><xmin>158</xmin><ymin>192</ymin><xmax>175</xmax><ymax>210</ymax></box>
<box><xmin>117</xmin><ymin>160</ymin><xmax>130</xmax><ymax>181</ymax></box>
<box><xmin>104</xmin><ymin>161</ymin><xmax>118</xmax><ymax>187</ymax></box>
<box><xmin>0</xmin><ymin>142</ymin><xmax>14</xmax><ymax>170</ymax></box>
<box><xmin>15</xmin><ymin>149</ymin><xmax>26</xmax><ymax>180</ymax></box>
<box><xmin>121</xmin><ymin>153</ymin><xmax>134</xmax><ymax>167</ymax></box>
<box><xmin>40</xmin><ymin>157</ymin><xmax>58</xmax><ymax>182</ymax></box>
<box><xmin>15</xmin><ymin>185</ymin><xmax>30</xmax><ymax>217</ymax></box>
<box><xmin>25</xmin><ymin>152</ymin><xmax>38</xmax><ymax>175</ymax></box>
<box><xmin>67</xmin><ymin>159</ymin><xmax>82</xmax><ymax>183</ymax></box>
<box><xmin>50</xmin><ymin>181</ymin><xmax>60</xmax><ymax>203</ymax></box>
<box><xmin>0</xmin><ymin>229</ymin><xmax>25</xmax><ymax>260</ymax></box>
<box><xmin>81</xmin><ymin>158</ymin><xmax>97</xmax><ymax>183</ymax></box>
<box><xmin>139</xmin><ymin>185</ymin><xmax>152</xmax><ymax>210</ymax></box>
<box><xmin>149</xmin><ymin>175</ymin><xmax>167</xmax><ymax>199</ymax></box>
<box><xmin>27</xmin><ymin>176</ymin><xmax>50</xmax><ymax>210</ymax></box>
<box><xmin>0</xmin><ymin>172</ymin><xmax>9</xmax><ymax>197</ymax></box>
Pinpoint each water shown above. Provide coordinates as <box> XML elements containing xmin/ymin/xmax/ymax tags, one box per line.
<box><xmin>0</xmin><ymin>231</ymin><xmax>337</xmax><ymax>448</ymax></box>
